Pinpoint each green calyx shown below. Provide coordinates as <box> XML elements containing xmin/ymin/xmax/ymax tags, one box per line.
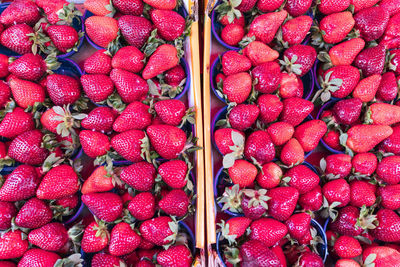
<box><xmin>218</xmin><ymin>184</ymin><xmax>243</xmax><ymax>213</ymax></box>
<box><xmin>279</xmin><ymin>55</ymin><xmax>303</xmax><ymax>76</ymax></box>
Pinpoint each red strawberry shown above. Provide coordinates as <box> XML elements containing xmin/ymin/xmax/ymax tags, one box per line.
<box><xmin>319</xmin><ymin>0</ymin><xmax>350</xmax><ymax>14</ymax></box>
<box><xmin>82</xmin><ymin>192</ymin><xmax>123</xmax><ymax>222</ymax></box>
<box><xmin>35</xmin><ymin>0</ymin><xmax>69</xmax><ymax>25</ymax></box>
<box><xmin>297</xmin><ymin>252</ymin><xmax>323</xmax><ymax>267</ymax></box>
<box><xmin>345</xmin><ymin>125</ymin><xmax>393</xmax><ymax>153</ymax></box>
<box><xmin>219</xmin><ymin>11</ymin><xmax>245</xmax><ymax>27</ymax></box>
<box><xmin>81</xmin><ymin>74</ymin><xmax>114</xmax><ymax>103</ymax></box>
<box><xmin>0</xmin><ymin>54</ymin><xmax>9</xmax><ymax>78</ymax></box>
<box><xmin>379</xmin><ymin>0</ymin><xmax>400</xmax><ymax>16</ymax></box>
<box><xmin>109</xmin><ymin>222</ymin><xmax>141</xmax><ymax>256</ymax></box>
<box><xmin>299</xmin><ymin>185</ymin><xmax>323</xmax><ymax>211</ymax></box>
<box><xmin>332</xmin><ymin>98</ymin><xmax>362</xmax><ymax>126</ymax></box>
<box><xmin>81</xmin><ymin>107</ymin><xmax>116</xmax><ymax>133</ymax></box>
<box><xmin>47</xmin><ymin>25</ymin><xmax>79</xmax><ymax>53</ymax></box>
<box><xmin>250</xmin><ymin>218</ymin><xmax>288</xmax><ymax>246</ymax></box>
<box><xmin>256</xmin><ymin>162</ymin><xmax>282</xmax><ymax>189</ymax></box>
<box><xmin>84</xmin><ymin>0</ymin><xmax>114</xmax><ymax>16</ymax></box>
<box><xmin>330</xmin><ymin>206</ymin><xmax>363</xmax><ymax>236</ymax></box>
<box><xmin>378</xmin><ymin>185</ymin><xmax>400</xmax><ymax>210</ymax></box>
<box><xmin>280</xmin><ymin>97</ymin><xmax>313</xmax><ymax>126</ymax></box>
<box><xmin>79</xmin><ymin>130</ymin><xmax>110</xmax><ymax>158</ymax></box>
<box><xmin>352</xmin><ymin>152</ymin><xmax>377</xmax><ymax>176</ymax></box>
<box><xmin>286</xmin><ymin>212</ymin><xmax>311</xmax><ymax>240</ymax></box>
<box><xmin>366</xmin><ymin>103</ymin><xmax>400</xmax><ymax>126</ymax></box>
<box><xmin>0</xmin><ymin>230</ymin><xmax>28</xmax><ymax>260</ymax></box>
<box><xmin>84</xmin><ymin>49</ymin><xmax>112</xmax><ymax>75</ymax></box>
<box><xmin>128</xmin><ymin>192</ymin><xmax>155</xmax><ymax>221</ymax></box>
<box><xmin>248</xmin><ymin>10</ymin><xmax>288</xmax><ymax>44</ymax></box>
<box><xmin>324</xmin><ymin>154</ymin><xmax>352</xmax><ymax>179</ymax></box>
<box><xmin>223</xmin><ymin>72</ymin><xmax>252</xmax><ymax>104</ymax></box>
<box><xmin>111</xmin><ymin>130</ymin><xmax>146</xmax><ymax>162</ymax></box>
<box><xmin>151</xmin><ymin>10</ymin><xmax>185</xmax><ymax>41</ymax></box>
<box><xmin>8</xmin><ymin>130</ymin><xmax>48</xmax><ymax>165</ymax></box>
<box><xmin>362</xmin><ymin>246</ymin><xmax>400</xmax><ymax>267</ymax></box>
<box><xmin>159</xmin><ymin>189</ymin><xmax>190</xmax><ymax>217</ymax></box>
<box><xmin>350</xmin><ymin>180</ymin><xmax>376</xmax><ymax>207</ymax></box>
<box><xmin>0</xmin><ymin>107</ymin><xmax>34</xmax><ymax>139</ymax></box>
<box><xmin>228</xmin><ymin>159</ymin><xmax>257</xmax><ymax>187</ymax></box>
<box><xmin>222</xmin><ymin>51</ymin><xmax>251</xmax><ymax>76</ymax></box>
<box><xmin>81</xmin><ymin>221</ymin><xmax>109</xmax><ymax>253</ymax></box>
<box><xmin>120</xmin><ymin>162</ymin><xmax>155</xmax><ymax>191</ymax></box>
<box><xmin>280</xmin><ymin>138</ymin><xmax>304</xmax><ymax>166</ymax></box>
<box><xmin>243</xmin><ymin>41</ymin><xmax>279</xmax><ymax>66</ymax></box>
<box><xmin>285</xmin><ymin>0</ymin><xmax>312</xmax><ymax>17</ymax></box>
<box><xmin>228</xmin><ymin>104</ymin><xmax>259</xmax><ymax>131</ymax></box>
<box><xmin>146</xmin><ymin>125</ymin><xmax>186</xmax><ymax>159</ymax></box>
<box><xmin>158</xmin><ymin>160</ymin><xmax>188</xmax><ymax>189</ymax></box>
<box><xmin>267</xmin><ymin>186</ymin><xmax>299</xmax><ymax>221</ymax></box>
<box><xmin>112</xmin><ymin>46</ymin><xmax>145</xmax><ymax>73</ymax></box>
<box><xmin>376</xmin><ymin>72</ymin><xmax>398</xmax><ymax>101</ymax></box>
<box><xmin>336</xmin><ymin>259</ymin><xmax>360</xmax><ymax>267</ymax></box>
<box><xmin>110</xmin><ymin>69</ymin><xmax>148</xmax><ymax>103</ymax></box>
<box><xmin>113</xmin><ymin>101</ymin><xmax>151</xmax><ymax>132</ymax></box>
<box><xmin>252</xmin><ymin>61</ymin><xmax>282</xmax><ymax>93</ymax></box>
<box><xmin>92</xmin><ymin>253</ymin><xmax>125</xmax><ymax>267</ymax></box>
<box><xmin>55</xmin><ymin>194</ymin><xmax>78</xmax><ymax>210</ymax></box>
<box><xmin>143</xmin><ymin>44</ymin><xmax>179</xmax><ymax>80</ymax></box>
<box><xmin>244</xmin><ymin>130</ymin><xmax>275</xmax><ymax>165</ymax></box>
<box><xmin>328</xmin><ymin>38</ymin><xmax>365</xmax><ymax>66</ymax></box>
<box><xmin>85</xmin><ymin>16</ymin><xmax>119</xmax><ymax>48</ymax></box>
<box><xmin>376</xmin><ymin>156</ymin><xmax>400</xmax><ymax>185</ymax></box>
<box><xmin>18</xmin><ymin>249</ymin><xmax>60</xmax><ymax>267</ymax></box>
<box><xmin>154</xmin><ymin>99</ymin><xmax>187</xmax><ymax>126</ymax></box>
<box><xmin>218</xmin><ymin>217</ymin><xmax>252</xmax><ymax>244</ymax></box>
<box><xmin>139</xmin><ymin>216</ymin><xmax>178</xmax><ymax>246</ymax></box>
<box><xmin>165</xmin><ymin>65</ymin><xmax>185</xmax><ymax>87</ymax></box>
<box><xmin>322</xmin><ymin>178</ymin><xmax>350</xmax><ymax>208</ymax></box>
<box><xmin>354</xmin><ymin>44</ymin><xmax>386</xmax><ymax>77</ymax></box>
<box><xmin>15</xmin><ymin>198</ymin><xmax>52</xmax><ymax>229</ymax></box>
<box><xmin>370</xmin><ymin>209</ymin><xmax>400</xmax><ymax>242</ymax></box>
<box><xmin>118</xmin><ymin>15</ymin><xmax>153</xmax><ymax>49</ymax></box>
<box><xmin>9</xmin><ymin>77</ymin><xmax>45</xmax><ymax>109</ymax></box>
<box><xmin>285</xmin><ymin>164</ymin><xmax>319</xmax><ymax>194</ymax></box>
<box><xmin>380</xmin><ymin>125</ymin><xmax>400</xmax><ymax>155</ymax></box>
<box><xmin>267</xmin><ymin>122</ymin><xmax>294</xmax><ymax>146</ymax></box>
<box><xmin>37</xmin><ymin>165</ymin><xmax>79</xmax><ymax>200</ymax></box>
<box><xmin>240</xmin><ymin>190</ymin><xmax>268</xmax><ymax>219</ymax></box>
<box><xmin>353</xmin><ymin>74</ymin><xmax>382</xmax><ymax>102</ymax></box>
<box><xmin>0</xmin><ymin>24</ymin><xmax>34</xmax><ymax>55</ymax></box>
<box><xmin>319</xmin><ymin>12</ymin><xmax>355</xmax><ymax>44</ymax></box>
<box><xmin>0</xmin><ymin>1</ymin><xmax>40</xmax><ymax>27</ymax></box>
<box><xmin>143</xmin><ymin>0</ymin><xmax>176</xmax><ymax>10</ymax></box>
<box><xmin>351</xmin><ymin>0</ymin><xmax>379</xmax><ymax>12</ymax></box>
<box><xmin>294</xmin><ymin>120</ymin><xmax>327</xmax><ymax>152</ymax></box>
<box><xmin>0</xmin><ymin>81</ymin><xmax>10</xmax><ymax>108</ymax></box>
<box><xmin>28</xmin><ymin>222</ymin><xmax>68</xmax><ymax>252</ymax></box>
<box><xmin>240</xmin><ymin>239</ymin><xmax>282</xmax><ymax>266</ymax></box>
<box><xmin>157</xmin><ymin>245</ymin><xmax>192</xmax><ymax>267</ymax></box>
<box><xmin>214</xmin><ymin>128</ymin><xmax>245</xmax><ymax>155</ymax></box>
<box><xmin>8</xmin><ymin>53</ymin><xmax>47</xmax><ymax>81</ymax></box>
<box><xmin>282</xmin><ymin>16</ymin><xmax>312</xmax><ymax>46</ymax></box>
<box><xmin>354</xmin><ymin>6</ymin><xmax>389</xmax><ymax>42</ymax></box>
<box><xmin>81</xmin><ymin>166</ymin><xmax>113</xmax><ymax>194</ymax></box>
<box><xmin>279</xmin><ymin>72</ymin><xmax>304</xmax><ymax>98</ymax></box>
<box><xmin>221</xmin><ymin>24</ymin><xmax>244</xmax><ymax>47</ymax></box>
<box><xmin>113</xmin><ymin>0</ymin><xmax>143</xmax><ymax>15</ymax></box>
<box><xmin>256</xmin><ymin>0</ymin><xmax>284</xmax><ymax>12</ymax></box>
<box><xmin>0</xmin><ymin>201</ymin><xmax>16</xmax><ymax>230</ymax></box>
<box><xmin>46</xmin><ymin>74</ymin><xmax>81</xmax><ymax>105</ymax></box>
<box><xmin>323</xmin><ymin>130</ymin><xmax>342</xmax><ymax>151</ymax></box>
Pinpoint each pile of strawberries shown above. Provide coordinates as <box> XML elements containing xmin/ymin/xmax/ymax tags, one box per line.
<box><xmin>0</xmin><ymin>0</ymin><xmax>197</xmax><ymax>266</ymax></box>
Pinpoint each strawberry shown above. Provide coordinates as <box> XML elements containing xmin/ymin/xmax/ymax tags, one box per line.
<box><xmin>332</xmin><ymin>98</ymin><xmax>362</xmax><ymax>125</ymax></box>
<box><xmin>111</xmin><ymin>130</ymin><xmax>146</xmax><ymax>162</ymax></box>
<box><xmin>47</xmin><ymin>25</ymin><xmax>79</xmax><ymax>53</ymax></box>
<box><xmin>319</xmin><ymin>12</ymin><xmax>355</xmax><ymax>44</ymax></box>
<box><xmin>256</xmin><ymin>0</ymin><xmax>284</xmax><ymax>12</ymax></box>
<box><xmin>84</xmin><ymin>49</ymin><xmax>112</xmax><ymax>75</ymax></box>
<box><xmin>376</xmin><ymin>156</ymin><xmax>400</xmax><ymax>185</ymax></box>
<box><xmin>286</xmin><ymin>212</ymin><xmax>311</xmax><ymax>240</ymax></box>
<box><xmin>35</xmin><ymin>0</ymin><xmax>70</xmax><ymax>25</ymax></box>
<box><xmin>82</xmin><ymin>166</ymin><xmax>113</xmax><ymax>194</ymax></box>
<box><xmin>154</xmin><ymin>99</ymin><xmax>187</xmax><ymax>126</ymax></box>
<box><xmin>354</xmin><ymin>44</ymin><xmax>386</xmax><ymax>77</ymax></box>
<box><xmin>8</xmin><ymin>53</ymin><xmax>47</xmax><ymax>81</ymax></box>
<box><xmin>158</xmin><ymin>160</ymin><xmax>188</xmax><ymax>189</ymax></box>
<box><xmin>18</xmin><ymin>249</ymin><xmax>60</xmax><ymax>267</ymax></box>
<box><xmin>323</xmin><ymin>130</ymin><xmax>342</xmax><ymax>151</ymax></box>
<box><xmin>328</xmin><ymin>38</ymin><xmax>365</xmax><ymax>66</ymax></box>
<box><xmin>118</xmin><ymin>15</ymin><xmax>153</xmax><ymax>49</ymax></box>
<box><xmin>214</xmin><ymin>128</ymin><xmax>245</xmax><ymax>155</ymax></box>
<box><xmin>139</xmin><ymin>216</ymin><xmax>178</xmax><ymax>246</ymax></box>
<box><xmin>267</xmin><ymin>186</ymin><xmax>299</xmax><ymax>221</ymax></box>
<box><xmin>240</xmin><ymin>190</ymin><xmax>268</xmax><ymax>219</ymax></box>
<box><xmin>244</xmin><ymin>130</ymin><xmax>275</xmax><ymax>165</ymax></box>
<box><xmin>82</xmin><ymin>192</ymin><xmax>123</xmax><ymax>222</ymax></box>
<box><xmin>0</xmin><ymin>201</ymin><xmax>16</xmax><ymax>230</ymax></box>
<box><xmin>0</xmin><ymin>24</ymin><xmax>34</xmax><ymax>55</ymax></box>
<box><xmin>280</xmin><ymin>138</ymin><xmax>304</xmax><ymax>166</ymax></box>
<box><xmin>379</xmin><ymin>0</ymin><xmax>400</xmax><ymax>17</ymax></box>
<box><xmin>351</xmin><ymin>0</ymin><xmax>380</xmax><ymax>13</ymax></box>
<box><xmin>376</xmin><ymin>72</ymin><xmax>398</xmax><ymax>101</ymax></box>
<box><xmin>110</xmin><ymin>69</ymin><xmax>148</xmax><ymax>103</ymax></box>
<box><xmin>221</xmin><ymin>51</ymin><xmax>251</xmax><ymax>76</ymax></box>
<box><xmin>380</xmin><ymin>125</ymin><xmax>400</xmax><ymax>155</ymax></box>
<box><xmin>85</xmin><ymin>16</ymin><xmax>119</xmax><ymax>48</ymax></box>
<box><xmin>151</xmin><ymin>9</ymin><xmax>185</xmax><ymax>41</ymax></box>
<box><xmin>84</xmin><ymin>0</ymin><xmax>114</xmax><ymax>16</ymax></box>
<box><xmin>81</xmin><ymin>221</ymin><xmax>109</xmax><ymax>253</ymax></box>
<box><xmin>0</xmin><ymin>230</ymin><xmax>29</xmax><ymax>260</ymax></box>
<box><xmin>15</xmin><ymin>198</ymin><xmax>52</xmax><ymax>229</ymax></box>
<box><xmin>285</xmin><ymin>164</ymin><xmax>319</xmax><ymax>194</ymax></box>
<box><xmin>366</xmin><ymin>103</ymin><xmax>400</xmax><ymax>126</ymax></box>
<box><xmin>109</xmin><ymin>222</ymin><xmax>141</xmax><ymax>256</ymax></box>
<box><xmin>0</xmin><ymin>165</ymin><xmax>39</xmax><ymax>202</ymax></box>
<box><xmin>223</xmin><ymin>72</ymin><xmax>252</xmax><ymax>104</ymax></box>
<box><xmin>221</xmin><ymin>24</ymin><xmax>244</xmax><ymax>46</ymax></box>
<box><xmin>248</xmin><ymin>10</ymin><xmax>288</xmax><ymax>44</ymax></box>
<box><xmin>228</xmin><ymin>104</ymin><xmax>259</xmax><ymax>131</ymax></box>
<box><xmin>281</xmin><ymin>45</ymin><xmax>316</xmax><ymax>76</ymax></box>
<box><xmin>378</xmin><ymin>185</ymin><xmax>400</xmax><ymax>210</ymax></box>
<box><xmin>294</xmin><ymin>120</ymin><xmax>327</xmax><ymax>152</ymax></box>
<box><xmin>0</xmin><ymin>1</ymin><xmax>40</xmax><ymax>27</ymax></box>
<box><xmin>79</xmin><ymin>130</ymin><xmax>110</xmax><ymax>158</ymax></box>
<box><xmin>159</xmin><ymin>189</ymin><xmax>190</xmax><ymax>217</ymax></box>
<box><xmin>324</xmin><ymin>154</ymin><xmax>352</xmax><ymax>179</ymax></box>
<box><xmin>354</xmin><ymin>6</ymin><xmax>389</xmax><ymax>42</ymax></box>
<box><xmin>280</xmin><ymin>97</ymin><xmax>313</xmax><ymax>126</ymax></box>
<box><xmin>113</xmin><ymin>0</ymin><xmax>143</xmax><ymax>15</ymax></box>
<box><xmin>9</xmin><ymin>77</ymin><xmax>45</xmax><ymax>108</ymax></box>
<box><xmin>0</xmin><ymin>59</ymin><xmax>9</xmax><ymax>81</ymax></box>
<box><xmin>336</xmin><ymin>259</ymin><xmax>360</xmax><ymax>267</ymax></box>
<box><xmin>218</xmin><ymin>217</ymin><xmax>252</xmax><ymax>244</ymax></box>
<box><xmin>228</xmin><ymin>159</ymin><xmax>257</xmax><ymax>187</ymax></box>
<box><xmin>250</xmin><ymin>218</ymin><xmax>288</xmax><ymax>246</ymax></box>
<box><xmin>330</xmin><ymin>206</ymin><xmax>363</xmax><ymax>236</ymax></box>
<box><xmin>240</xmin><ymin>239</ymin><xmax>282</xmax><ymax>266</ymax></box>
<box><xmin>146</xmin><ymin>125</ymin><xmax>187</xmax><ymax>159</ymax></box>
<box><xmin>281</xmin><ymin>16</ymin><xmax>313</xmax><ymax>46</ymax></box>
<box><xmin>345</xmin><ymin>125</ymin><xmax>393</xmax><ymax>153</ymax></box>
<box><xmin>297</xmin><ymin>252</ymin><xmax>323</xmax><ymax>267</ymax></box>
<box><xmin>81</xmin><ymin>107</ymin><xmax>116</xmax><ymax>133</ymax></box>
<box><xmin>128</xmin><ymin>192</ymin><xmax>155</xmax><ymax>221</ymax></box>
<box><xmin>143</xmin><ymin>0</ymin><xmax>176</xmax><ymax>10</ymax></box>
<box><xmin>252</xmin><ymin>61</ymin><xmax>281</xmax><ymax>93</ymax></box>
<box><xmin>157</xmin><ymin>245</ymin><xmax>192</xmax><ymax>267</ymax></box>
<box><xmin>142</xmin><ymin>44</ymin><xmax>179</xmax><ymax>80</ymax></box>
<box><xmin>350</xmin><ymin>180</ymin><xmax>376</xmax><ymax>207</ymax></box>
<box><xmin>267</xmin><ymin>122</ymin><xmax>294</xmax><ymax>146</ymax></box>
<box><xmin>370</xmin><ymin>209</ymin><xmax>400</xmax><ymax>242</ymax></box>
<box><xmin>0</xmin><ymin>107</ymin><xmax>34</xmax><ymax>139</ymax></box>
<box><xmin>55</xmin><ymin>194</ymin><xmax>78</xmax><ymax>210</ymax></box>
<box><xmin>362</xmin><ymin>246</ymin><xmax>400</xmax><ymax>267</ymax></box>
<box><xmin>243</xmin><ymin>41</ymin><xmax>279</xmax><ymax>66</ymax></box>
<box><xmin>322</xmin><ymin>178</ymin><xmax>350</xmax><ymax>208</ymax></box>
<box><xmin>236</xmin><ymin>0</ymin><xmax>258</xmax><ymax>12</ymax></box>
<box><xmin>28</xmin><ymin>222</ymin><xmax>68</xmax><ymax>252</ymax></box>
<box><xmin>256</xmin><ymin>163</ymin><xmax>282</xmax><ymax>189</ymax></box>
<box><xmin>164</xmin><ymin>65</ymin><xmax>185</xmax><ymax>87</ymax></box>
<box><xmin>80</xmin><ymin>74</ymin><xmax>114</xmax><ymax>103</ymax></box>
<box><xmin>318</xmin><ymin>0</ymin><xmax>350</xmax><ymax>14</ymax></box>
<box><xmin>299</xmin><ymin>185</ymin><xmax>323</xmax><ymax>211</ymax></box>
<box><xmin>352</xmin><ymin>152</ymin><xmax>377</xmax><ymax>176</ymax></box>
<box><xmin>37</xmin><ymin>165</ymin><xmax>79</xmax><ymax>200</ymax></box>
<box><xmin>92</xmin><ymin>253</ymin><xmax>125</xmax><ymax>267</ymax></box>
<box><xmin>285</xmin><ymin>0</ymin><xmax>312</xmax><ymax>17</ymax></box>
<box><xmin>113</xmin><ymin>101</ymin><xmax>151</xmax><ymax>132</ymax></box>
<box><xmin>8</xmin><ymin>130</ymin><xmax>48</xmax><ymax>165</ymax></box>
<box><xmin>120</xmin><ymin>161</ymin><xmax>156</xmax><ymax>191</ymax></box>
<box><xmin>112</xmin><ymin>46</ymin><xmax>145</xmax><ymax>73</ymax></box>
<box><xmin>47</xmin><ymin>74</ymin><xmax>81</xmax><ymax>105</ymax></box>
<box><xmin>353</xmin><ymin>74</ymin><xmax>382</xmax><ymax>102</ymax></box>
<box><xmin>279</xmin><ymin>73</ymin><xmax>304</xmax><ymax>98</ymax></box>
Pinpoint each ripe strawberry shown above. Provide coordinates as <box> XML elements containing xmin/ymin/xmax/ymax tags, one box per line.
<box><xmin>319</xmin><ymin>12</ymin><xmax>355</xmax><ymax>44</ymax></box>
<box><xmin>0</xmin><ymin>0</ymin><xmax>40</xmax><ymax>27</ymax></box>
<box><xmin>376</xmin><ymin>72</ymin><xmax>398</xmax><ymax>101</ymax></box>
<box><xmin>81</xmin><ymin>74</ymin><xmax>114</xmax><ymax>103</ymax></box>
<box><xmin>28</xmin><ymin>222</ymin><xmax>68</xmax><ymax>252</ymax></box>
<box><xmin>143</xmin><ymin>44</ymin><xmax>179</xmax><ymax>80</ymax></box>
<box><xmin>37</xmin><ymin>165</ymin><xmax>79</xmax><ymax>200</ymax></box>
<box><xmin>318</xmin><ymin>0</ymin><xmax>350</xmax><ymax>14</ymax></box>
<box><xmin>0</xmin><ymin>165</ymin><xmax>39</xmax><ymax>202</ymax></box>
<box><xmin>143</xmin><ymin>0</ymin><xmax>176</xmax><ymax>10</ymax></box>
<box><xmin>248</xmin><ymin>10</ymin><xmax>288</xmax><ymax>44</ymax></box>
<box><xmin>267</xmin><ymin>186</ymin><xmax>299</xmax><ymax>221</ymax></box>
<box><xmin>15</xmin><ymin>198</ymin><xmax>52</xmax><ymax>229</ymax></box>
<box><xmin>146</xmin><ymin>125</ymin><xmax>186</xmax><ymax>159</ymax></box>
<box><xmin>297</xmin><ymin>252</ymin><xmax>323</xmax><ymax>267</ymax></box>
<box><xmin>330</xmin><ymin>206</ymin><xmax>363</xmax><ymax>236</ymax></box>
<box><xmin>318</xmin><ymin>65</ymin><xmax>360</xmax><ymax>100</ymax></box>
<box><xmin>221</xmin><ymin>72</ymin><xmax>251</xmax><ymax>104</ymax></box>
<box><xmin>240</xmin><ymin>190</ymin><xmax>268</xmax><ymax>219</ymax></box>
<box><xmin>256</xmin><ymin>162</ymin><xmax>282</xmax><ymax>189</ymax></box>
<box><xmin>280</xmin><ymin>138</ymin><xmax>304</xmax><ymax>166</ymax></box>
<box><xmin>332</xmin><ymin>98</ymin><xmax>362</xmax><ymax>126</ymax></box>
<box><xmin>85</xmin><ymin>16</ymin><xmax>118</xmax><ymax>48</ymax></box>
<box><xmin>267</xmin><ymin>122</ymin><xmax>294</xmax><ymax>146</ymax></box>
<box><xmin>111</xmin><ymin>130</ymin><xmax>146</xmax><ymax>162</ymax></box>
<box><xmin>354</xmin><ymin>44</ymin><xmax>386</xmax><ymax>77</ymax></box>
<box><xmin>118</xmin><ymin>15</ymin><xmax>153</xmax><ymax>49</ymax></box>
<box><xmin>112</xmin><ymin>46</ymin><xmax>145</xmax><ymax>73</ymax></box>
<box><xmin>35</xmin><ymin>0</ymin><xmax>70</xmax><ymax>25</ymax></box>
<box><xmin>165</xmin><ymin>65</ymin><xmax>185</xmax><ymax>87</ymax></box>
<box><xmin>350</xmin><ymin>180</ymin><xmax>376</xmax><ymax>207</ymax></box>
<box><xmin>324</xmin><ymin>154</ymin><xmax>352</xmax><ymax>179</ymax></box>
<box><xmin>282</xmin><ymin>16</ymin><xmax>313</xmax><ymax>46</ymax></box>
<box><xmin>0</xmin><ymin>81</ymin><xmax>10</xmax><ymax>108</ymax></box>
<box><xmin>92</xmin><ymin>253</ymin><xmax>126</xmax><ymax>267</ymax></box>
<box><xmin>110</xmin><ymin>69</ymin><xmax>148</xmax><ymax>103</ymax></box>
<box><xmin>285</xmin><ymin>164</ymin><xmax>319</xmax><ymax>194</ymax></box>
<box><xmin>55</xmin><ymin>194</ymin><xmax>78</xmax><ymax>210</ymax></box>
<box><xmin>336</xmin><ymin>259</ymin><xmax>361</xmax><ymax>267</ymax></box>
<box><xmin>345</xmin><ymin>125</ymin><xmax>393</xmax><ymax>153</ymax></box>
<box><xmin>0</xmin><ymin>201</ymin><xmax>17</xmax><ymax>230</ymax></box>
<box><xmin>139</xmin><ymin>216</ymin><xmax>178</xmax><ymax>246</ymax></box>
<box><xmin>376</xmin><ymin>156</ymin><xmax>400</xmax><ymax>185</ymax></box>
<box><xmin>378</xmin><ymin>185</ymin><xmax>400</xmax><ymax>210</ymax></box>
<box><xmin>226</xmin><ymin>103</ymin><xmax>259</xmax><ymax>130</ymax></box>
<box><xmin>351</xmin><ymin>0</ymin><xmax>379</xmax><ymax>12</ymax></box>
<box><xmin>0</xmin><ymin>24</ymin><xmax>34</xmax><ymax>55</ymax></box>
<box><xmin>353</xmin><ymin>74</ymin><xmax>382</xmax><ymax>102</ymax></box>
<box><xmin>214</xmin><ymin>128</ymin><xmax>245</xmax><ymax>156</ymax></box>
<box><xmin>370</xmin><ymin>209</ymin><xmax>400</xmax><ymax>242</ymax></box>
<box><xmin>9</xmin><ymin>77</ymin><xmax>45</xmax><ymax>109</ymax></box>
<box><xmin>379</xmin><ymin>0</ymin><xmax>400</xmax><ymax>16</ymax></box>
<box><xmin>82</xmin><ymin>107</ymin><xmax>116</xmax><ymax>133</ymax></box>
<box><xmin>79</xmin><ymin>130</ymin><xmax>110</xmax><ymax>158</ymax></box>
<box><xmin>219</xmin><ymin>217</ymin><xmax>252</xmax><ymax>244</ymax></box>
<box><xmin>221</xmin><ymin>24</ymin><xmax>244</xmax><ymax>47</ymax></box>
<box><xmin>153</xmin><ymin>100</ymin><xmax>186</xmax><ymax>126</ymax></box>
<box><xmin>286</xmin><ymin>212</ymin><xmax>311</xmax><ymax>240</ymax></box>
<box><xmin>47</xmin><ymin>25</ymin><xmax>79</xmax><ymax>53</ymax></box>
<box><xmin>279</xmin><ymin>72</ymin><xmax>303</xmax><ymax>98</ymax></box>
<box><xmin>8</xmin><ymin>130</ymin><xmax>48</xmax><ymax>165</ymax></box>
<box><xmin>221</xmin><ymin>51</ymin><xmax>251</xmax><ymax>76</ymax></box>
<box><xmin>47</xmin><ymin>74</ymin><xmax>81</xmax><ymax>105</ymax></box>
<box><xmin>0</xmin><ymin>230</ymin><xmax>29</xmax><ymax>260</ymax></box>
<box><xmin>285</xmin><ymin>0</ymin><xmax>312</xmax><ymax>17</ymax></box>
<box><xmin>362</xmin><ymin>246</ymin><xmax>400</xmax><ymax>267</ymax></box>
<box><xmin>159</xmin><ymin>189</ymin><xmax>190</xmax><ymax>217</ymax></box>
<box><xmin>244</xmin><ymin>130</ymin><xmax>275</xmax><ymax>165</ymax></box>
<box><xmin>280</xmin><ymin>97</ymin><xmax>313</xmax><ymax>126</ymax></box>
<box><xmin>252</xmin><ymin>61</ymin><xmax>282</xmax><ymax>93</ymax></box>
<box><xmin>113</xmin><ymin>0</ymin><xmax>143</xmax><ymax>15</ymax></box>
<box><xmin>323</xmin><ymin>178</ymin><xmax>350</xmax><ymax>208</ymax></box>
<box><xmin>380</xmin><ymin>125</ymin><xmax>400</xmax><ymax>155</ymax></box>
<box><xmin>367</xmin><ymin>103</ymin><xmax>400</xmax><ymax>126</ymax></box>
<box><xmin>228</xmin><ymin>159</ymin><xmax>257</xmax><ymax>187</ymax></box>
<box><xmin>84</xmin><ymin>49</ymin><xmax>112</xmax><ymax>75</ymax></box>
<box><xmin>323</xmin><ymin>130</ymin><xmax>342</xmax><ymax>151</ymax></box>
<box><xmin>352</xmin><ymin>152</ymin><xmax>377</xmax><ymax>176</ymax></box>
<box><xmin>243</xmin><ymin>41</ymin><xmax>279</xmax><ymax>66</ymax></box>
<box><xmin>82</xmin><ymin>192</ymin><xmax>123</xmax><ymax>222</ymax></box>
<box><xmin>0</xmin><ymin>54</ymin><xmax>9</xmax><ymax>79</ymax></box>
<box><xmin>250</xmin><ymin>218</ymin><xmax>288</xmax><ymax>246</ymax></box>
<box><xmin>354</xmin><ymin>6</ymin><xmax>389</xmax><ymax>42</ymax></box>
<box><xmin>240</xmin><ymin>239</ymin><xmax>282</xmax><ymax>266</ymax></box>
<box><xmin>256</xmin><ymin>0</ymin><xmax>284</xmax><ymax>12</ymax></box>
<box><xmin>109</xmin><ymin>222</ymin><xmax>141</xmax><ymax>256</ymax></box>
<box><xmin>157</xmin><ymin>245</ymin><xmax>192</xmax><ymax>267</ymax></box>
<box><xmin>8</xmin><ymin>53</ymin><xmax>47</xmax><ymax>81</ymax></box>
<box><xmin>294</xmin><ymin>120</ymin><xmax>327</xmax><ymax>152</ymax></box>
<box><xmin>82</xmin><ymin>166</ymin><xmax>113</xmax><ymax>194</ymax></box>
<box><xmin>18</xmin><ymin>249</ymin><xmax>60</xmax><ymax>267</ymax></box>
<box><xmin>299</xmin><ymin>185</ymin><xmax>323</xmax><ymax>211</ymax></box>
<box><xmin>158</xmin><ymin>160</ymin><xmax>188</xmax><ymax>189</ymax></box>
<box><xmin>81</xmin><ymin>221</ymin><xmax>109</xmax><ymax>253</ymax></box>
<box><xmin>128</xmin><ymin>192</ymin><xmax>155</xmax><ymax>221</ymax></box>
<box><xmin>0</xmin><ymin>107</ymin><xmax>34</xmax><ymax>139</ymax></box>
<box><xmin>120</xmin><ymin>161</ymin><xmax>156</xmax><ymax>191</ymax></box>
<box><xmin>84</xmin><ymin>0</ymin><xmax>114</xmax><ymax>16</ymax></box>
<box><xmin>113</xmin><ymin>101</ymin><xmax>151</xmax><ymax>132</ymax></box>
<box><xmin>329</xmin><ymin>38</ymin><xmax>365</xmax><ymax>66</ymax></box>
<box><xmin>151</xmin><ymin>10</ymin><xmax>185</xmax><ymax>41</ymax></box>
<box><xmin>281</xmin><ymin>45</ymin><xmax>316</xmax><ymax>76</ymax></box>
